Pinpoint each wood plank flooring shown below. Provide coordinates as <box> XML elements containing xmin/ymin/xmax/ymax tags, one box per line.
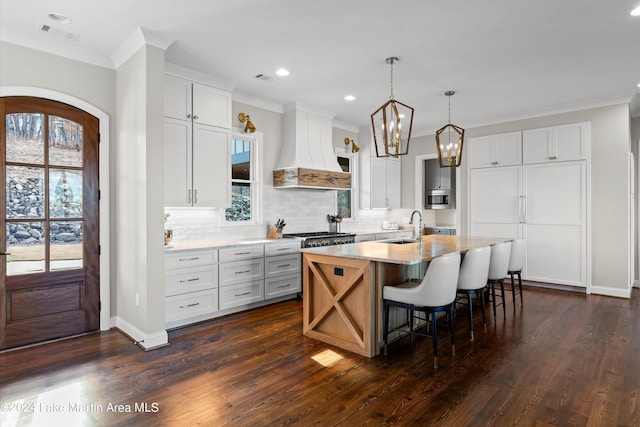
<box><xmin>1</xmin><ymin>285</ymin><xmax>639</xmax><ymax>426</ymax></box>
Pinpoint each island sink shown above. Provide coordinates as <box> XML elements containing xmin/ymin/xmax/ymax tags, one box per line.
<box><xmin>377</xmin><ymin>238</ymin><xmax>420</xmax><ymax>245</ymax></box>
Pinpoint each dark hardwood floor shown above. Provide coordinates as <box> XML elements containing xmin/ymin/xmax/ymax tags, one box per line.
<box><xmin>1</xmin><ymin>285</ymin><xmax>639</xmax><ymax>426</ymax></box>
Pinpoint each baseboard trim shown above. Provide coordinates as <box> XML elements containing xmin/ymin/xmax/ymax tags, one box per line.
<box><xmin>114</xmin><ymin>317</ymin><xmax>168</xmax><ymax>351</ymax></box>
<box><xmin>521</xmin><ymin>281</ymin><xmax>586</xmax><ymax>294</ymax></box>
<box><xmin>589</xmin><ymin>285</ymin><xmax>632</xmax><ymax>299</ymax></box>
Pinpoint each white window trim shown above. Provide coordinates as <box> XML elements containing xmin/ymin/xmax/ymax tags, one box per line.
<box><xmin>225</xmin><ymin>128</ymin><xmax>262</xmax><ymax>225</ymax></box>
<box><xmin>335</xmin><ymin>147</ymin><xmax>358</xmax><ymax>221</ymax></box>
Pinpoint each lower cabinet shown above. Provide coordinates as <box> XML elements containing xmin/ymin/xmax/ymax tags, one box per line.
<box><xmin>165</xmin><ymin>241</ymin><xmax>301</xmax><ymax>329</ymax></box>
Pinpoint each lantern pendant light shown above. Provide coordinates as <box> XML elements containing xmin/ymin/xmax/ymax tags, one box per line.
<box><xmin>436</xmin><ymin>90</ymin><xmax>464</xmax><ymax>167</ymax></box>
<box><xmin>370</xmin><ymin>57</ymin><xmax>414</xmax><ymax>158</ymax></box>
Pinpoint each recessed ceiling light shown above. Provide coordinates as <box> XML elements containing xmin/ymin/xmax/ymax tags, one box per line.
<box><xmin>631</xmin><ymin>6</ymin><xmax>640</xmax><ymax>16</ymax></box>
<box><xmin>48</xmin><ymin>12</ymin><xmax>71</xmax><ymax>24</ymax></box>
<box><xmin>344</xmin><ymin>95</ymin><xmax>356</xmax><ymax>101</ymax></box>
<box><xmin>275</xmin><ymin>68</ymin><xmax>290</xmax><ymax>77</ymax></box>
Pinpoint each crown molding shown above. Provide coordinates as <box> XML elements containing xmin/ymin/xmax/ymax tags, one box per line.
<box><xmin>111</xmin><ymin>27</ymin><xmax>175</xmax><ymax>69</ymax></box>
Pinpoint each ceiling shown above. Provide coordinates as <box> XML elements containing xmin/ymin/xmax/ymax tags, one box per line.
<box><xmin>1</xmin><ymin>0</ymin><xmax>639</xmax><ymax>135</ymax></box>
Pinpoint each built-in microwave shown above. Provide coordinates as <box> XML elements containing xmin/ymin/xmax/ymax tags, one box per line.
<box><xmin>425</xmin><ymin>189</ymin><xmax>453</xmax><ymax>210</ymax></box>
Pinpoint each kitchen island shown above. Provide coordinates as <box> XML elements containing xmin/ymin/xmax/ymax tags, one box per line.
<box><xmin>301</xmin><ymin>235</ymin><xmax>508</xmax><ymax>357</ymax></box>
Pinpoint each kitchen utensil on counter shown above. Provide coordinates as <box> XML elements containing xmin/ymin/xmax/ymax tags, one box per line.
<box><xmin>268</xmin><ymin>218</ymin><xmax>286</xmax><ymax>239</ymax></box>
<box><xmin>164</xmin><ymin>229</ymin><xmax>173</xmax><ymax>246</ymax></box>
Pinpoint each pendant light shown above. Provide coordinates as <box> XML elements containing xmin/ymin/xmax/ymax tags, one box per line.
<box><xmin>435</xmin><ymin>90</ymin><xmax>464</xmax><ymax>167</ymax></box>
<box><xmin>370</xmin><ymin>57</ymin><xmax>414</xmax><ymax>158</ymax></box>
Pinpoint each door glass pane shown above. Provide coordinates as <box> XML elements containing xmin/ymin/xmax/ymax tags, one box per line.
<box><xmin>5</xmin><ymin>113</ymin><xmax>45</xmax><ymax>164</ymax></box>
<box><xmin>49</xmin><ymin>116</ymin><xmax>83</xmax><ymax>167</ymax></box>
<box><xmin>6</xmin><ymin>166</ymin><xmax>44</xmax><ymax>219</ymax></box>
<box><xmin>6</xmin><ymin>222</ymin><xmax>45</xmax><ymax>275</ymax></box>
<box><xmin>49</xmin><ymin>169</ymin><xmax>83</xmax><ymax>218</ymax></box>
<box><xmin>50</xmin><ymin>221</ymin><xmax>83</xmax><ymax>271</ymax></box>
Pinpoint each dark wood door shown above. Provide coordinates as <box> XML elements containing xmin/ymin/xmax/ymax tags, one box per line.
<box><xmin>0</xmin><ymin>97</ymin><xmax>100</xmax><ymax>349</ymax></box>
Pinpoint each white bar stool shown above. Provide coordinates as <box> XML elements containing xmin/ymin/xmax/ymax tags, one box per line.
<box><xmin>456</xmin><ymin>246</ymin><xmax>491</xmax><ymax>341</ymax></box>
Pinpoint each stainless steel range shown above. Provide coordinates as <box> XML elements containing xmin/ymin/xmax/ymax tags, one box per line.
<box><xmin>284</xmin><ymin>231</ymin><xmax>356</xmax><ymax>248</ymax></box>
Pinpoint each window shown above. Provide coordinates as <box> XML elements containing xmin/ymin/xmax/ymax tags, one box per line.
<box><xmin>225</xmin><ymin>133</ymin><xmax>259</xmax><ymax>223</ymax></box>
<box><xmin>336</xmin><ymin>151</ymin><xmax>357</xmax><ymax>219</ymax></box>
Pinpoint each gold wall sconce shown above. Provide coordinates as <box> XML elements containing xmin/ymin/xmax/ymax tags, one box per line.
<box><xmin>238</xmin><ymin>113</ymin><xmax>256</xmax><ymax>133</ymax></box>
<box><xmin>344</xmin><ymin>138</ymin><xmax>360</xmax><ymax>153</ymax></box>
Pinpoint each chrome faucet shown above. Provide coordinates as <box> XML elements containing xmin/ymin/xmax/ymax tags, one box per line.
<box><xmin>410</xmin><ymin>210</ymin><xmax>423</xmax><ymax>241</ymax></box>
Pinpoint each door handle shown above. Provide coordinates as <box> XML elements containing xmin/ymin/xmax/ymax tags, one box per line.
<box><xmin>0</xmin><ymin>252</ymin><xmax>11</xmax><ymax>256</ymax></box>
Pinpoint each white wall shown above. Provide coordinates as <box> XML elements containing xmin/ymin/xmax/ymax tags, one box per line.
<box><xmin>115</xmin><ymin>45</ymin><xmax>167</xmax><ymax>348</ymax></box>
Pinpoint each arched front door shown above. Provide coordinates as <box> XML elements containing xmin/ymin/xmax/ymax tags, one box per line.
<box><xmin>0</xmin><ymin>96</ymin><xmax>100</xmax><ymax>349</ymax></box>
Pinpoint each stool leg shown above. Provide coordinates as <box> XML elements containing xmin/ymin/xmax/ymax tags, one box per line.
<box><xmin>518</xmin><ymin>272</ymin><xmax>523</xmax><ymax>304</ymax></box>
<box><xmin>431</xmin><ymin>312</ymin><xmax>438</xmax><ymax>369</ymax></box>
<box><xmin>449</xmin><ymin>305</ymin><xmax>456</xmax><ymax>356</ymax></box>
<box><xmin>491</xmin><ymin>282</ymin><xmax>497</xmax><ymax>317</ymax></box>
<box><xmin>480</xmin><ymin>289</ymin><xmax>487</xmax><ymax>332</ymax></box>
<box><xmin>510</xmin><ymin>272</ymin><xmax>516</xmax><ymax>306</ymax></box>
<box><xmin>467</xmin><ymin>293</ymin><xmax>474</xmax><ymax>341</ymax></box>
<box><xmin>383</xmin><ymin>301</ymin><xmax>390</xmax><ymax>356</ymax></box>
<box><xmin>500</xmin><ymin>280</ymin><xmax>506</xmax><ymax>316</ymax></box>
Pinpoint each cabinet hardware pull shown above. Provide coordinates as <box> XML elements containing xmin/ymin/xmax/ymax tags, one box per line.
<box><xmin>234</xmin><ymin>251</ymin><xmax>250</xmax><ymax>255</ymax></box>
<box><xmin>235</xmin><ymin>270</ymin><xmax>250</xmax><ymax>274</ymax></box>
<box><xmin>193</xmin><ymin>115</ymin><xmax>199</xmax><ymax>120</ymax></box>
<box><xmin>179</xmin><ymin>278</ymin><xmax>200</xmax><ymax>283</ymax></box>
<box><xmin>491</xmin><ymin>161</ymin><xmax>499</xmax><ymax>165</ymax></box>
<box><xmin>180</xmin><ymin>302</ymin><xmax>200</xmax><ymax>308</ymax></box>
<box><xmin>277</xmin><ymin>284</ymin><xmax>291</xmax><ymax>289</ymax></box>
<box><xmin>188</xmin><ymin>189</ymin><xmax>192</xmax><ymax>204</ymax></box>
<box><xmin>235</xmin><ymin>292</ymin><xmax>251</xmax><ymax>297</ymax></box>
<box><xmin>180</xmin><ymin>257</ymin><xmax>200</xmax><ymax>261</ymax></box>
<box><xmin>194</xmin><ymin>189</ymin><xmax>198</xmax><ymax>204</ymax></box>
<box><xmin>276</xmin><ymin>247</ymin><xmax>289</xmax><ymax>251</ymax></box>
<box><xmin>187</xmin><ymin>113</ymin><xmax>192</xmax><ymax>119</ymax></box>
<box><xmin>277</xmin><ymin>264</ymin><xmax>291</xmax><ymax>268</ymax></box>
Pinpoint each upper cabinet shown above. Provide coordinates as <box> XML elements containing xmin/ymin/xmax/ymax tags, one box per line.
<box><xmin>164</xmin><ymin>74</ymin><xmax>232</xmax><ymax>208</ymax></box>
<box><xmin>468</xmin><ymin>131</ymin><xmax>522</xmax><ymax>168</ymax></box>
<box><xmin>164</xmin><ymin>75</ymin><xmax>232</xmax><ymax>129</ymax></box>
<box><xmin>358</xmin><ymin>126</ymin><xmax>401</xmax><ymax>209</ymax></box>
<box><xmin>523</xmin><ymin>122</ymin><xmax>589</xmax><ymax>164</ymax></box>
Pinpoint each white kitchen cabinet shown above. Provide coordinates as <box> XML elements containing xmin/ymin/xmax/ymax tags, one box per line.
<box><xmin>164</xmin><ymin>118</ymin><xmax>231</xmax><ymax>207</ymax></box>
<box><xmin>164</xmin><ymin>74</ymin><xmax>232</xmax><ymax>208</ymax></box>
<box><xmin>359</xmin><ymin>126</ymin><xmax>402</xmax><ymax>209</ymax></box>
<box><xmin>523</xmin><ymin>122</ymin><xmax>589</xmax><ymax>164</ymax></box>
<box><xmin>219</xmin><ymin>258</ymin><xmax>265</xmax><ymax>287</ymax></box>
<box><xmin>164</xmin><ymin>74</ymin><xmax>232</xmax><ymax>129</ymax></box>
<box><xmin>219</xmin><ymin>280</ymin><xmax>264</xmax><ymax>310</ymax></box>
<box><xmin>355</xmin><ymin>233</ymin><xmax>377</xmax><ymax>242</ymax></box>
<box><xmin>164</xmin><ymin>249</ymin><xmax>219</xmax><ymax>328</ymax></box>
<box><xmin>264</xmin><ymin>241</ymin><xmax>301</xmax><ymax>300</ymax></box>
<box><xmin>468</xmin><ymin>131</ymin><xmax>522</xmax><ymax>168</ymax></box>
<box><xmin>468</xmin><ymin>161</ymin><xmax>588</xmax><ymax>287</ymax></box>
<box><xmin>367</xmin><ymin>157</ymin><xmax>401</xmax><ymax>209</ymax></box>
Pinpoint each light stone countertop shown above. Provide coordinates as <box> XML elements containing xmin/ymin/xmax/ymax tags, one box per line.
<box><xmin>164</xmin><ymin>237</ymin><xmax>303</xmax><ymax>253</ymax></box>
<box><xmin>300</xmin><ymin>235</ymin><xmax>510</xmax><ymax>265</ymax></box>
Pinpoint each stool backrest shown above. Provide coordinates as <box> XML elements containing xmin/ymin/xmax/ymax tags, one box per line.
<box><xmin>508</xmin><ymin>239</ymin><xmax>526</xmax><ymax>272</ymax></box>
<box><xmin>458</xmin><ymin>246</ymin><xmax>491</xmax><ymax>291</ymax></box>
<box><xmin>488</xmin><ymin>241</ymin><xmax>512</xmax><ymax>281</ymax></box>
<box><xmin>419</xmin><ymin>252</ymin><xmax>461</xmax><ymax>307</ymax></box>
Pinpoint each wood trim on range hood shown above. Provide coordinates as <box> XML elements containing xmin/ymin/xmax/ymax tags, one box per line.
<box><xmin>273</xmin><ymin>167</ymin><xmax>351</xmax><ymax>190</ymax></box>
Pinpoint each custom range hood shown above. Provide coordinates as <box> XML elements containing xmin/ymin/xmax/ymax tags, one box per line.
<box><xmin>273</xmin><ymin>103</ymin><xmax>351</xmax><ymax>190</ymax></box>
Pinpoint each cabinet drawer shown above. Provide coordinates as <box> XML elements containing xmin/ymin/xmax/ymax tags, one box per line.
<box><xmin>265</xmin><ymin>274</ymin><xmax>301</xmax><ymax>299</ymax></box>
<box><xmin>265</xmin><ymin>254</ymin><xmax>301</xmax><ymax>278</ymax></box>
<box><xmin>355</xmin><ymin>234</ymin><xmax>376</xmax><ymax>242</ymax></box>
<box><xmin>219</xmin><ymin>280</ymin><xmax>264</xmax><ymax>310</ymax></box>
<box><xmin>219</xmin><ymin>258</ymin><xmax>264</xmax><ymax>286</ymax></box>
<box><xmin>165</xmin><ymin>265</ymin><xmax>218</xmax><ymax>297</ymax></box>
<box><xmin>165</xmin><ymin>289</ymin><xmax>218</xmax><ymax>323</ymax></box>
<box><xmin>219</xmin><ymin>245</ymin><xmax>264</xmax><ymax>262</ymax></box>
<box><xmin>166</xmin><ymin>250</ymin><xmax>218</xmax><ymax>270</ymax></box>
<box><xmin>265</xmin><ymin>241</ymin><xmax>301</xmax><ymax>256</ymax></box>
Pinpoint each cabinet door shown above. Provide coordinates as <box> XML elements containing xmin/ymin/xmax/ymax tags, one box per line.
<box><xmin>469</xmin><ymin>166</ymin><xmax>522</xmax><ymax>238</ymax></box>
<box><xmin>192</xmin><ymin>83</ymin><xmax>231</xmax><ymax>129</ymax></box>
<box><xmin>164</xmin><ymin>118</ymin><xmax>192</xmax><ymax>207</ymax></box>
<box><xmin>469</xmin><ymin>132</ymin><xmax>522</xmax><ymax>168</ymax></box>
<box><xmin>523</xmin><ymin>127</ymin><xmax>553</xmax><ymax>164</ymax></box>
<box><xmin>192</xmin><ymin>124</ymin><xmax>231</xmax><ymax>207</ymax></box>
<box><xmin>555</xmin><ymin>122</ymin><xmax>587</xmax><ymax>161</ymax></box>
<box><xmin>164</xmin><ymin>75</ymin><xmax>191</xmax><ymax>121</ymax></box>
<box><xmin>386</xmin><ymin>159</ymin><xmax>401</xmax><ymax>208</ymax></box>
<box><xmin>369</xmin><ymin>157</ymin><xmax>388</xmax><ymax>208</ymax></box>
<box><xmin>523</xmin><ymin>161</ymin><xmax>586</xmax><ymax>287</ymax></box>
